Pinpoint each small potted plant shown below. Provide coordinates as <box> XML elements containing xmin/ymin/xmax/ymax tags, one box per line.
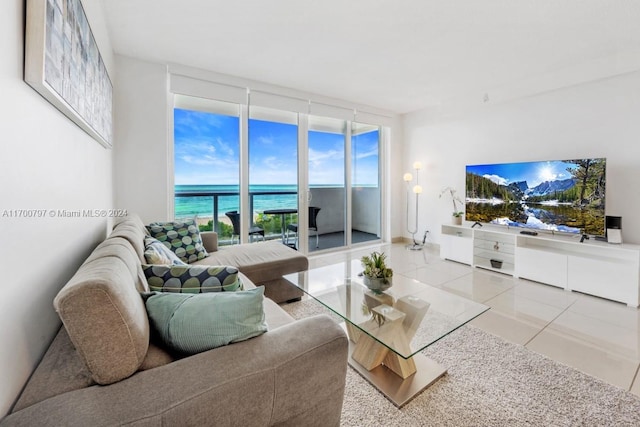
<box><xmin>440</xmin><ymin>187</ymin><xmax>464</xmax><ymax>225</ymax></box>
<box><xmin>360</xmin><ymin>251</ymin><xmax>393</xmax><ymax>293</ymax></box>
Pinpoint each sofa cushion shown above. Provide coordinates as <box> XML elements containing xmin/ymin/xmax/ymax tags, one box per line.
<box><xmin>145</xmin><ymin>287</ymin><xmax>268</xmax><ymax>355</ymax></box>
<box><xmin>111</xmin><ymin>215</ymin><xmax>149</xmax><ymax>264</ymax></box>
<box><xmin>53</xmin><ymin>256</ymin><xmax>150</xmax><ymax>385</ymax></box>
<box><xmin>146</xmin><ymin>218</ymin><xmax>209</xmax><ymax>263</ymax></box>
<box><xmin>139</xmin><ymin>342</ymin><xmax>176</xmax><ymax>371</ymax></box>
<box><xmin>190</xmin><ymin>241</ymin><xmax>308</xmax><ymax>283</ymax></box>
<box><xmin>190</xmin><ymin>241</ymin><xmax>308</xmax><ymax>303</ymax></box>
<box><xmin>11</xmin><ymin>327</ymin><xmax>96</xmax><ymax>412</ymax></box>
<box><xmin>144</xmin><ymin>236</ymin><xmax>187</xmax><ymax>266</ymax></box>
<box><xmin>83</xmin><ymin>236</ymin><xmax>149</xmax><ymax>293</ymax></box>
<box><xmin>143</xmin><ymin>264</ymin><xmax>243</xmax><ymax>293</ymax></box>
<box><xmin>114</xmin><ymin>213</ymin><xmax>149</xmax><ymax>235</ymax></box>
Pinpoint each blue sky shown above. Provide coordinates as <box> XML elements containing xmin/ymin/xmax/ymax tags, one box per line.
<box><xmin>174</xmin><ymin>109</ymin><xmax>239</xmax><ymax>185</ymax></box>
<box><xmin>466</xmin><ymin>160</ymin><xmax>580</xmax><ymax>188</ymax></box>
<box><xmin>174</xmin><ymin>108</ymin><xmax>379</xmax><ymax>186</ymax></box>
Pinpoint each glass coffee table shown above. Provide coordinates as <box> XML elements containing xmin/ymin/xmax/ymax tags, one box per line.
<box><xmin>284</xmin><ymin>260</ymin><xmax>489</xmax><ymax>407</ymax></box>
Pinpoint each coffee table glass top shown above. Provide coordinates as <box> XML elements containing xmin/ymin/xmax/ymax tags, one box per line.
<box><xmin>284</xmin><ymin>260</ymin><xmax>489</xmax><ymax>359</ymax></box>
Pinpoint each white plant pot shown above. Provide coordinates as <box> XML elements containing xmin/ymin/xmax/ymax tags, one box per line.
<box><xmin>363</xmin><ymin>276</ymin><xmax>393</xmax><ymax>293</ymax></box>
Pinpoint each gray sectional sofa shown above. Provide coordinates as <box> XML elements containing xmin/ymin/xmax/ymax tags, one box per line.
<box><xmin>1</xmin><ymin>215</ymin><xmax>348</xmax><ymax>426</ymax></box>
<box><xmin>193</xmin><ymin>228</ymin><xmax>307</xmax><ymax>303</ymax></box>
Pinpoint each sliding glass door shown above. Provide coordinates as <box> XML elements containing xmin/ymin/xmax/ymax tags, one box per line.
<box><xmin>173</xmin><ymin>94</ymin><xmax>383</xmax><ymax>252</ymax></box>
<box><xmin>248</xmin><ymin>106</ymin><xmax>298</xmax><ymax>244</ymax></box>
<box><xmin>301</xmin><ymin>118</ymin><xmax>382</xmax><ymax>252</ymax></box>
<box><xmin>173</xmin><ymin>95</ymin><xmax>240</xmax><ymax>245</ymax></box>
<box><xmin>351</xmin><ymin>122</ymin><xmax>381</xmax><ymax>244</ymax></box>
<box><xmin>305</xmin><ymin>116</ymin><xmax>348</xmax><ymax>252</ymax></box>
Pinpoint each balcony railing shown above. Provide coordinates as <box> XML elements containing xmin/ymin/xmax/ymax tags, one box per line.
<box><xmin>175</xmin><ymin>186</ymin><xmax>381</xmax><ymax>247</ymax></box>
<box><xmin>174</xmin><ymin>189</ymin><xmax>297</xmax><ymax>244</ymax></box>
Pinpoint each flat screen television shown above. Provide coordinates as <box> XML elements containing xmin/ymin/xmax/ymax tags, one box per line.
<box><xmin>465</xmin><ymin>158</ymin><xmax>606</xmax><ymax>236</ymax></box>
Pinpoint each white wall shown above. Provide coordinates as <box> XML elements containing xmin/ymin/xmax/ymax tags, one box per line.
<box><xmin>113</xmin><ymin>55</ymin><xmax>170</xmax><ymax>223</ymax></box>
<box><xmin>0</xmin><ymin>0</ymin><xmax>114</xmax><ymax>417</ymax></box>
<box><xmin>308</xmin><ymin>187</ymin><xmax>345</xmax><ymax>234</ymax></box>
<box><xmin>388</xmin><ymin>123</ymin><xmax>405</xmax><ymax>242</ymax></box>
<box><xmin>306</xmin><ymin>187</ymin><xmax>380</xmax><ymax>236</ymax></box>
<box><xmin>352</xmin><ymin>187</ymin><xmax>381</xmax><ymax>235</ymax></box>
<box><xmin>403</xmin><ymin>71</ymin><xmax>640</xmax><ymax>246</ymax></box>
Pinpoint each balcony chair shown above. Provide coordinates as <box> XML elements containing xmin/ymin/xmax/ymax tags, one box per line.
<box><xmin>225</xmin><ymin>211</ymin><xmax>265</xmax><ymax>244</ymax></box>
<box><xmin>286</xmin><ymin>207</ymin><xmax>321</xmax><ymax>249</ymax></box>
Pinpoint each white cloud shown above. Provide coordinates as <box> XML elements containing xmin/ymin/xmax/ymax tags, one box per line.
<box><xmin>175</xmin><ymin>110</ymin><xmax>225</xmax><ymax>131</ymax></box>
<box><xmin>308</xmin><ymin>148</ymin><xmax>344</xmax><ymax>168</ymax></box>
<box><xmin>483</xmin><ymin>174</ymin><xmax>508</xmax><ymax>186</ymax></box>
<box><xmin>262</xmin><ymin>156</ymin><xmax>285</xmax><ymax>169</ymax></box>
<box><xmin>175</xmin><ymin>139</ymin><xmax>216</xmax><ymax>156</ymax></box>
<box><xmin>176</xmin><ymin>137</ymin><xmax>238</xmax><ymax>167</ymax></box>
<box><xmin>216</xmin><ymin>138</ymin><xmax>235</xmax><ymax>156</ymax></box>
<box><xmin>354</xmin><ymin>146</ymin><xmax>378</xmax><ymax>160</ymax></box>
<box><xmin>180</xmin><ymin>154</ymin><xmax>229</xmax><ymax>167</ymax></box>
<box><xmin>176</xmin><ymin>171</ymin><xmax>238</xmax><ymax>185</ymax></box>
<box><xmin>257</xmin><ymin>135</ymin><xmax>274</xmax><ymax>145</ymax></box>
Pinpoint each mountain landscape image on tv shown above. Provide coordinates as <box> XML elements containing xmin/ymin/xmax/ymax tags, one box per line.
<box><xmin>465</xmin><ymin>158</ymin><xmax>606</xmax><ymax>235</ymax></box>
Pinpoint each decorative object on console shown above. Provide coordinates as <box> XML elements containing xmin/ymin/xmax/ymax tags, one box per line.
<box><xmin>490</xmin><ymin>241</ymin><xmax>503</xmax><ymax>268</ymax></box>
<box><xmin>606</xmin><ymin>215</ymin><xmax>623</xmax><ymax>244</ymax></box>
<box><xmin>404</xmin><ymin>161</ymin><xmax>424</xmax><ymax>250</ymax></box>
<box><xmin>360</xmin><ymin>251</ymin><xmax>393</xmax><ymax>294</ymax></box>
<box><xmin>25</xmin><ymin>0</ymin><xmax>113</xmax><ymax>148</ymax></box>
<box><xmin>440</xmin><ymin>186</ymin><xmax>464</xmax><ymax>225</ymax></box>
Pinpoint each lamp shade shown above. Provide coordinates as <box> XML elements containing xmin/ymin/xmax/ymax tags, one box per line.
<box><xmin>413</xmin><ymin>161</ymin><xmax>422</xmax><ymax>170</ymax></box>
<box><xmin>413</xmin><ymin>185</ymin><xmax>423</xmax><ymax>194</ymax></box>
<box><xmin>403</xmin><ymin>173</ymin><xmax>413</xmax><ymax>182</ymax></box>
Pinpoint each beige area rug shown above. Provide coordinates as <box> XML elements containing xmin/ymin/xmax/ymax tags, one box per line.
<box><xmin>281</xmin><ymin>299</ymin><xmax>640</xmax><ymax>427</ymax></box>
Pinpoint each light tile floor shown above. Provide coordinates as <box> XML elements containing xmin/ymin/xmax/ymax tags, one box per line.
<box><xmin>307</xmin><ymin>242</ymin><xmax>640</xmax><ymax>395</ymax></box>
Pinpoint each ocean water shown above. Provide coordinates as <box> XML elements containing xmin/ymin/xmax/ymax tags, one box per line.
<box><xmin>175</xmin><ymin>184</ymin><xmax>298</xmax><ymax>219</ymax></box>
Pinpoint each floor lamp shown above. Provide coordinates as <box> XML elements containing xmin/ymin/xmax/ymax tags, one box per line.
<box><xmin>404</xmin><ymin>161</ymin><xmax>423</xmax><ymax>251</ymax></box>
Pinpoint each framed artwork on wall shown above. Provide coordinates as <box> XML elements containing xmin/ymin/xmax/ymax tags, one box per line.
<box><xmin>24</xmin><ymin>0</ymin><xmax>113</xmax><ymax>148</ymax></box>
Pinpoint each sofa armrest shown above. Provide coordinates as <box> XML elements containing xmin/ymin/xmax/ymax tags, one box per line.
<box><xmin>200</xmin><ymin>231</ymin><xmax>218</xmax><ymax>253</ymax></box>
<box><xmin>1</xmin><ymin>315</ymin><xmax>348</xmax><ymax>427</ymax></box>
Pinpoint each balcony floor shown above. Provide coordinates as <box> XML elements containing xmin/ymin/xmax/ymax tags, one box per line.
<box><xmin>306</xmin><ymin>230</ymin><xmax>379</xmax><ymax>252</ymax></box>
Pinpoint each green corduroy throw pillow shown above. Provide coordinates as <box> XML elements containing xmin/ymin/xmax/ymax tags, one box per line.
<box><xmin>145</xmin><ymin>287</ymin><xmax>267</xmax><ymax>355</ymax></box>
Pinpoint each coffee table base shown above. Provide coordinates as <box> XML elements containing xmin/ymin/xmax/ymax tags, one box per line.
<box><xmin>342</xmin><ymin>325</ymin><xmax>447</xmax><ymax>408</ymax></box>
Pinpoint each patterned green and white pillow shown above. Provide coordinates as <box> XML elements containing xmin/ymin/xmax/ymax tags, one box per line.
<box><xmin>144</xmin><ymin>236</ymin><xmax>187</xmax><ymax>266</ymax></box>
<box><xmin>145</xmin><ymin>287</ymin><xmax>268</xmax><ymax>355</ymax></box>
<box><xmin>146</xmin><ymin>218</ymin><xmax>208</xmax><ymax>263</ymax></box>
<box><xmin>142</xmin><ymin>264</ymin><xmax>243</xmax><ymax>293</ymax></box>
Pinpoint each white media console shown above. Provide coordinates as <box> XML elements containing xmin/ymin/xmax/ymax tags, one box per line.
<box><xmin>440</xmin><ymin>224</ymin><xmax>640</xmax><ymax>307</ymax></box>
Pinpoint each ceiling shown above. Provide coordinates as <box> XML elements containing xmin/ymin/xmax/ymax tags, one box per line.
<box><xmin>100</xmin><ymin>0</ymin><xmax>640</xmax><ymax>115</ymax></box>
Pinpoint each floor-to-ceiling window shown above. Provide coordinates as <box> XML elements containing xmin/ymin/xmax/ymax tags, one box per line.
<box><xmin>307</xmin><ymin>115</ymin><xmax>347</xmax><ymax>251</ymax></box>
<box><xmin>173</xmin><ymin>95</ymin><xmax>240</xmax><ymax>245</ymax></box>
<box><xmin>248</xmin><ymin>106</ymin><xmax>298</xmax><ymax>243</ymax></box>
<box><xmin>351</xmin><ymin>122</ymin><xmax>381</xmax><ymax>243</ymax></box>
<box><xmin>171</xmin><ymin>82</ymin><xmax>387</xmax><ymax>252</ymax></box>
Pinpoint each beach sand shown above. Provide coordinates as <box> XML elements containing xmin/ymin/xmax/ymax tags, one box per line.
<box><xmin>196</xmin><ymin>216</ymin><xmax>230</xmax><ymax>226</ymax></box>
